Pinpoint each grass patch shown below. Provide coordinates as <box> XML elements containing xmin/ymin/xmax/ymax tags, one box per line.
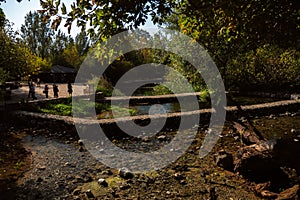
<box><xmin>38</xmin><ymin>98</ymin><xmax>137</xmax><ymax>118</ymax></box>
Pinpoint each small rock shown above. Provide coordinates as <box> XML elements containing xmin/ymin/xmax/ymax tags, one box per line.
<box><xmin>166</xmin><ymin>191</ymin><xmax>171</xmax><ymax>195</ymax></box>
<box><xmin>75</xmin><ymin>175</ymin><xmax>84</xmax><ymax>183</ymax></box>
<box><xmin>285</xmin><ymin>111</ymin><xmax>291</xmax><ymax>116</ymax></box>
<box><xmin>269</xmin><ymin>114</ymin><xmax>275</xmax><ymax>119</ymax></box>
<box><xmin>102</xmin><ymin>170</ymin><xmax>113</xmax><ymax>175</ymax></box>
<box><xmin>119</xmin><ymin>167</ymin><xmax>134</xmax><ymax>179</ymax></box>
<box><xmin>97</xmin><ymin>178</ymin><xmax>108</xmax><ymax>187</ymax></box>
<box><xmin>72</xmin><ymin>189</ymin><xmax>81</xmax><ymax>196</ymax></box>
<box><xmin>294</xmin><ymin>138</ymin><xmax>299</xmax><ymax>142</ymax></box>
<box><xmin>291</xmin><ymin>129</ymin><xmax>297</xmax><ymax>134</ymax></box>
<box><xmin>83</xmin><ymin>175</ymin><xmax>93</xmax><ymax>183</ymax></box>
<box><xmin>36</xmin><ymin>177</ymin><xmax>43</xmax><ymax>182</ymax></box>
<box><xmin>73</xmin><ymin>196</ymin><xmax>81</xmax><ymax>200</ymax></box>
<box><xmin>214</xmin><ymin>150</ymin><xmax>233</xmax><ymax>171</ymax></box>
<box><xmin>78</xmin><ymin>140</ymin><xmax>84</xmax><ymax>146</ymax></box>
<box><xmin>119</xmin><ymin>184</ymin><xmax>130</xmax><ymax>190</ymax></box>
<box><xmin>85</xmin><ymin>189</ymin><xmax>94</xmax><ymax>198</ymax></box>
<box><xmin>173</xmin><ymin>173</ymin><xmax>184</xmax><ymax>180</ymax></box>
<box><xmin>291</xmin><ymin>113</ymin><xmax>297</xmax><ymax>117</ymax></box>
<box><xmin>38</xmin><ymin>166</ymin><xmax>46</xmax><ymax>170</ymax></box>
<box><xmin>79</xmin><ymin>146</ymin><xmax>85</xmax><ymax>152</ymax></box>
<box><xmin>179</xmin><ymin>180</ymin><xmax>187</xmax><ymax>185</ymax></box>
<box><xmin>157</xmin><ymin>135</ymin><xmax>167</xmax><ymax>141</ymax></box>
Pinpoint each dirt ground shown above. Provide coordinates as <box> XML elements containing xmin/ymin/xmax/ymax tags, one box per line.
<box><xmin>0</xmin><ymin>113</ymin><xmax>299</xmax><ymax>199</ymax></box>
<box><xmin>5</xmin><ymin>82</ymin><xmax>88</xmax><ymax>104</ymax></box>
<box><xmin>1</xmin><ymin>87</ymin><xmax>300</xmax><ymax>199</ymax></box>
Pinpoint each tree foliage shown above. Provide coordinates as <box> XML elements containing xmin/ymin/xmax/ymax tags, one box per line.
<box><xmin>39</xmin><ymin>0</ymin><xmax>174</xmax><ymax>39</ymax></box>
<box><xmin>21</xmin><ymin>11</ymin><xmax>55</xmax><ymax>59</ymax></box>
<box><xmin>2</xmin><ymin>0</ymin><xmax>300</xmax><ymax>91</ymax></box>
<box><xmin>0</xmin><ymin>10</ymin><xmax>43</xmax><ymax>80</ymax></box>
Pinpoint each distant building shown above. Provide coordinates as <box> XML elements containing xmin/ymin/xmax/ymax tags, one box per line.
<box><xmin>38</xmin><ymin>65</ymin><xmax>77</xmax><ymax>83</ymax></box>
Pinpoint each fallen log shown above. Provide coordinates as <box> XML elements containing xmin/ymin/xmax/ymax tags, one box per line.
<box><xmin>232</xmin><ymin>122</ymin><xmax>261</xmax><ymax>145</ymax></box>
<box><xmin>233</xmin><ymin>141</ymin><xmax>290</xmax><ymax>190</ymax></box>
<box><xmin>227</xmin><ymin>93</ymin><xmax>265</xmax><ymax>141</ymax></box>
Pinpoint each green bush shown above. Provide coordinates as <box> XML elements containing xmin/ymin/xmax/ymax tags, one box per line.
<box><xmin>227</xmin><ymin>44</ymin><xmax>300</xmax><ymax>90</ymax></box>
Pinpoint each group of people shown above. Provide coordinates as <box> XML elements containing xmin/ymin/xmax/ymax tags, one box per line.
<box><xmin>27</xmin><ymin>80</ymin><xmax>73</xmax><ymax>100</ymax></box>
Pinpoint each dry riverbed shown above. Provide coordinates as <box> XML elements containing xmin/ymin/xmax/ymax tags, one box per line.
<box><xmin>1</xmin><ymin>111</ymin><xmax>300</xmax><ymax>199</ymax></box>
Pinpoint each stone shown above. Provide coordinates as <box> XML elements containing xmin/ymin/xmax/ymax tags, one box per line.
<box><xmin>119</xmin><ymin>167</ymin><xmax>134</xmax><ymax>179</ymax></box>
<box><xmin>120</xmin><ymin>184</ymin><xmax>130</xmax><ymax>190</ymax></box>
<box><xmin>78</xmin><ymin>140</ymin><xmax>84</xmax><ymax>146</ymax></box>
<box><xmin>173</xmin><ymin>173</ymin><xmax>185</xmax><ymax>180</ymax></box>
<box><xmin>291</xmin><ymin>129</ymin><xmax>297</xmax><ymax>134</ymax></box>
<box><xmin>291</xmin><ymin>94</ymin><xmax>300</xmax><ymax>100</ymax></box>
<box><xmin>85</xmin><ymin>189</ymin><xmax>94</xmax><ymax>198</ymax></box>
<box><xmin>36</xmin><ymin>177</ymin><xmax>43</xmax><ymax>182</ymax></box>
<box><xmin>102</xmin><ymin>170</ymin><xmax>113</xmax><ymax>175</ymax></box>
<box><xmin>79</xmin><ymin>146</ymin><xmax>85</xmax><ymax>152</ymax></box>
<box><xmin>38</xmin><ymin>165</ymin><xmax>46</xmax><ymax>170</ymax></box>
<box><xmin>214</xmin><ymin>150</ymin><xmax>233</xmax><ymax>171</ymax></box>
<box><xmin>97</xmin><ymin>178</ymin><xmax>108</xmax><ymax>187</ymax></box>
<box><xmin>157</xmin><ymin>135</ymin><xmax>167</xmax><ymax>141</ymax></box>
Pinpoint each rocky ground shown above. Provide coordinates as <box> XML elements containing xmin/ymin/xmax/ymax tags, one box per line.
<box><xmin>1</xmin><ymin>110</ymin><xmax>300</xmax><ymax>199</ymax></box>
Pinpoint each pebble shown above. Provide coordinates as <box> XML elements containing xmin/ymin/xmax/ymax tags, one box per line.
<box><xmin>85</xmin><ymin>189</ymin><xmax>94</xmax><ymax>198</ymax></box>
<box><xmin>102</xmin><ymin>170</ymin><xmax>113</xmax><ymax>175</ymax></box>
<box><xmin>98</xmin><ymin>178</ymin><xmax>108</xmax><ymax>187</ymax></box>
<box><xmin>79</xmin><ymin>146</ymin><xmax>85</xmax><ymax>152</ymax></box>
<box><xmin>291</xmin><ymin>129</ymin><xmax>297</xmax><ymax>134</ymax></box>
<box><xmin>36</xmin><ymin>177</ymin><xmax>43</xmax><ymax>182</ymax></box>
<box><xmin>157</xmin><ymin>135</ymin><xmax>167</xmax><ymax>141</ymax></box>
<box><xmin>38</xmin><ymin>166</ymin><xmax>46</xmax><ymax>170</ymax></box>
<box><xmin>119</xmin><ymin>167</ymin><xmax>134</xmax><ymax>179</ymax></box>
<box><xmin>174</xmin><ymin>173</ymin><xmax>184</xmax><ymax>180</ymax></box>
<box><xmin>120</xmin><ymin>184</ymin><xmax>130</xmax><ymax>190</ymax></box>
<box><xmin>78</xmin><ymin>140</ymin><xmax>84</xmax><ymax>146</ymax></box>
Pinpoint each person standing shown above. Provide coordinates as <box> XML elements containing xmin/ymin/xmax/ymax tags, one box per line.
<box><xmin>53</xmin><ymin>84</ymin><xmax>59</xmax><ymax>98</ymax></box>
<box><xmin>27</xmin><ymin>80</ymin><xmax>32</xmax><ymax>98</ymax></box>
<box><xmin>43</xmin><ymin>84</ymin><xmax>49</xmax><ymax>98</ymax></box>
<box><xmin>31</xmin><ymin>84</ymin><xmax>37</xmax><ymax>100</ymax></box>
<box><xmin>37</xmin><ymin>78</ymin><xmax>41</xmax><ymax>87</ymax></box>
<box><xmin>67</xmin><ymin>82</ymin><xmax>73</xmax><ymax>96</ymax></box>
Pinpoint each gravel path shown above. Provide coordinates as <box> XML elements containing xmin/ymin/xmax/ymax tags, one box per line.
<box><xmin>16</xmin><ymin>133</ymin><xmax>105</xmax><ymax>199</ymax></box>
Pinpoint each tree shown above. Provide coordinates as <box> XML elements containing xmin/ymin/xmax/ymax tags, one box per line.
<box><xmin>0</xmin><ymin>9</ymin><xmax>50</xmax><ymax>80</ymax></box>
<box><xmin>162</xmin><ymin>0</ymin><xmax>300</xmax><ymax>87</ymax></box>
<box><xmin>20</xmin><ymin>11</ymin><xmax>54</xmax><ymax>59</ymax></box>
<box><xmin>10</xmin><ymin>0</ymin><xmax>299</xmax><ymax>90</ymax></box>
